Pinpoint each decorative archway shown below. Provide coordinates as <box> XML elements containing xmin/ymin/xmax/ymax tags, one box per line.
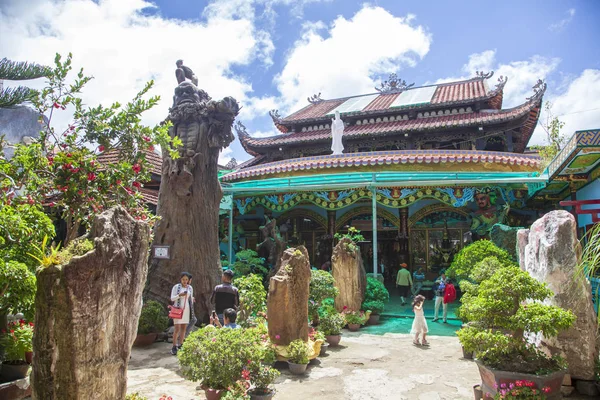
<box><xmin>408</xmin><ymin>203</ymin><xmax>470</xmax><ymax>228</ymax></box>
<box><xmin>336</xmin><ymin>206</ymin><xmax>399</xmax><ymax>231</ymax></box>
<box><xmin>277</xmin><ymin>208</ymin><xmax>327</xmax><ymax>230</ymax></box>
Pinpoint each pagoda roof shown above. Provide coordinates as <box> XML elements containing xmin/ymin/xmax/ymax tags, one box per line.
<box><xmin>238</xmin><ymin>83</ymin><xmax>544</xmax><ymax>155</ymax></box>
<box><xmin>275</xmin><ymin>72</ymin><xmax>506</xmax><ymax>127</ymax></box>
<box><xmin>97</xmin><ymin>147</ymin><xmax>162</xmax><ymax>176</ymax></box>
<box><xmin>222</xmin><ymin>149</ymin><xmax>541</xmax><ymax>183</ymax></box>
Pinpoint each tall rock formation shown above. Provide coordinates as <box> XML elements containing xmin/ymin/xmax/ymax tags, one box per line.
<box><xmin>332</xmin><ymin>237</ymin><xmax>366</xmax><ymax>312</ymax></box>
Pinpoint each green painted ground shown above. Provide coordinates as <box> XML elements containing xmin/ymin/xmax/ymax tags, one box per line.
<box><xmin>360</xmin><ymin>296</ymin><xmax>462</xmax><ymax>337</ymax></box>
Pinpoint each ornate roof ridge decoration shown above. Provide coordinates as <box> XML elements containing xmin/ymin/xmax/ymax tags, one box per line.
<box><xmin>375</xmin><ymin>73</ymin><xmax>415</xmax><ymax>94</ymax></box>
<box><xmin>475</xmin><ymin>71</ymin><xmax>494</xmax><ymax>80</ymax></box>
<box><xmin>494</xmin><ymin>75</ymin><xmax>508</xmax><ymax>91</ymax></box>
<box><xmin>307</xmin><ymin>92</ymin><xmax>323</xmax><ymax>104</ymax></box>
<box><xmin>269</xmin><ymin>109</ymin><xmax>282</xmax><ymax>124</ymax></box>
<box><xmin>234</xmin><ymin>120</ymin><xmax>249</xmax><ymax>138</ymax></box>
<box><xmin>526</xmin><ymin>79</ymin><xmax>547</xmax><ymax>102</ymax></box>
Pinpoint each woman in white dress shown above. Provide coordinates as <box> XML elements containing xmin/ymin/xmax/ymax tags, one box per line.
<box><xmin>170</xmin><ymin>272</ymin><xmax>194</xmax><ymax>355</ymax></box>
<box><xmin>411</xmin><ymin>294</ymin><xmax>429</xmax><ymax>346</ymax></box>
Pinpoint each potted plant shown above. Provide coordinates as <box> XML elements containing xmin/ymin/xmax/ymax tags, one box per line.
<box><xmin>247</xmin><ymin>364</ymin><xmax>280</xmax><ymax>400</ymax></box>
<box><xmin>286</xmin><ymin>339</ymin><xmax>310</xmax><ymax>375</ymax></box>
<box><xmin>0</xmin><ymin>319</ymin><xmax>33</xmax><ymax>380</ymax></box>
<box><xmin>309</xmin><ymin>328</ymin><xmax>328</xmax><ymax>356</ymax></box>
<box><xmin>308</xmin><ymin>270</ymin><xmax>339</xmax><ymax>326</ymax></box>
<box><xmin>135</xmin><ymin>300</ymin><xmax>168</xmax><ymax>347</ymax></box>
<box><xmin>361</xmin><ymin>277</ymin><xmax>389</xmax><ymax>324</ymax></box>
<box><xmin>318</xmin><ymin>311</ymin><xmax>345</xmax><ymax>346</ymax></box>
<box><xmin>457</xmin><ymin>266</ymin><xmax>575</xmax><ymax>400</ymax></box>
<box><xmin>343</xmin><ymin>310</ymin><xmax>368</xmax><ymax>331</ymax></box>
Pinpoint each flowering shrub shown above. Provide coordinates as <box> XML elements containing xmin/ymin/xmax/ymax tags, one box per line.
<box><xmin>138</xmin><ymin>300</ymin><xmax>168</xmax><ymax>334</ymax></box>
<box><xmin>486</xmin><ymin>380</ymin><xmax>550</xmax><ymax>399</ymax></box>
<box><xmin>343</xmin><ymin>309</ymin><xmax>368</xmax><ymax>325</ymax></box>
<box><xmin>308</xmin><ymin>327</ymin><xmax>325</xmax><ymax>342</ymax></box>
<box><xmin>0</xmin><ymin>319</ymin><xmax>33</xmax><ymax>362</ymax></box>
<box><xmin>0</xmin><ymin>261</ymin><xmax>37</xmax><ymax>322</ymax></box>
<box><xmin>248</xmin><ymin>364</ymin><xmax>280</xmax><ymax>394</ymax></box>
<box><xmin>319</xmin><ymin>311</ymin><xmax>346</xmax><ymax>336</ymax></box>
<box><xmin>309</xmin><ymin>270</ymin><xmax>339</xmax><ymax>325</ymax></box>
<box><xmin>233</xmin><ymin>273</ymin><xmax>267</xmax><ymax>327</ymax></box>
<box><xmin>286</xmin><ymin>339</ymin><xmax>310</xmax><ymax>365</ymax></box>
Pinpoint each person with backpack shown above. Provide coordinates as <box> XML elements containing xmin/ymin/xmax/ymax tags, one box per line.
<box><xmin>442</xmin><ymin>279</ymin><xmax>456</xmax><ymax>323</ymax></box>
<box><xmin>432</xmin><ymin>272</ymin><xmax>447</xmax><ymax>322</ymax></box>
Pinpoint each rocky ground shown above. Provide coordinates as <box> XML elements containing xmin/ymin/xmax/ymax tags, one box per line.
<box><xmin>129</xmin><ymin>332</ymin><xmax>484</xmax><ymax>400</ymax></box>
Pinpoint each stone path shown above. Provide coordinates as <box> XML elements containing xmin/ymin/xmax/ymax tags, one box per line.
<box><xmin>128</xmin><ymin>332</ymin><xmax>482</xmax><ymax>400</ymax></box>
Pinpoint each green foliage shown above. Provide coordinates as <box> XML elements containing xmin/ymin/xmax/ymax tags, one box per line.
<box><xmin>343</xmin><ymin>310</ymin><xmax>368</xmax><ymax>325</ymax></box>
<box><xmin>457</xmin><ymin>266</ymin><xmax>575</xmax><ymax>374</ymax></box>
<box><xmin>319</xmin><ymin>311</ymin><xmax>346</xmax><ymax>336</ymax></box>
<box><xmin>0</xmin><ymin>53</ymin><xmax>176</xmax><ymax>245</ymax></box>
<box><xmin>0</xmin><ymin>57</ymin><xmax>50</xmax><ymax>107</ymax></box>
<box><xmin>138</xmin><ymin>300</ymin><xmax>168</xmax><ymax>334</ymax></box>
<box><xmin>233</xmin><ymin>274</ymin><xmax>267</xmax><ymax>327</ymax></box>
<box><xmin>58</xmin><ymin>238</ymin><xmax>94</xmax><ymax>263</ymax></box>
<box><xmin>0</xmin><ymin>203</ymin><xmax>55</xmax><ymax>270</ymax></box>
<box><xmin>248</xmin><ymin>364</ymin><xmax>280</xmax><ymax>393</ymax></box>
<box><xmin>27</xmin><ymin>235</ymin><xmax>62</xmax><ymax>268</ymax></box>
<box><xmin>532</xmin><ymin>101</ymin><xmax>566</xmax><ymax>171</ymax></box>
<box><xmin>0</xmin><ymin>261</ymin><xmax>36</xmax><ymax>320</ymax></box>
<box><xmin>229</xmin><ymin>249</ymin><xmax>268</xmax><ymax>277</ymax></box>
<box><xmin>362</xmin><ymin>277</ymin><xmax>389</xmax><ymax>315</ymax></box>
<box><xmin>0</xmin><ymin>319</ymin><xmax>34</xmax><ymax>361</ymax></box>
<box><xmin>125</xmin><ymin>393</ymin><xmax>148</xmax><ymax>400</ymax></box>
<box><xmin>334</xmin><ymin>227</ymin><xmax>364</xmax><ymax>255</ymax></box>
<box><xmin>447</xmin><ymin>240</ymin><xmax>514</xmax><ymax>282</ymax></box>
<box><xmin>309</xmin><ymin>270</ymin><xmax>339</xmax><ymax>323</ymax></box>
<box><xmin>361</xmin><ymin>300</ymin><xmax>384</xmax><ymax>314</ymax></box>
<box><xmin>286</xmin><ymin>339</ymin><xmax>310</xmax><ymax>364</ymax></box>
<box><xmin>178</xmin><ymin>326</ymin><xmax>275</xmax><ymax>390</ymax></box>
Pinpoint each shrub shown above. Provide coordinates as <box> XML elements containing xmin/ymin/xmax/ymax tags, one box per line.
<box><xmin>0</xmin><ymin>319</ymin><xmax>33</xmax><ymax>362</ymax></box>
<box><xmin>489</xmin><ymin>381</ymin><xmax>551</xmax><ymax>399</ymax></box>
<box><xmin>447</xmin><ymin>240</ymin><xmax>513</xmax><ymax>282</ymax></box>
<box><xmin>230</xmin><ymin>249</ymin><xmax>268</xmax><ymax>278</ymax></box>
<box><xmin>362</xmin><ymin>277</ymin><xmax>389</xmax><ymax>314</ymax></box>
<box><xmin>286</xmin><ymin>339</ymin><xmax>309</xmax><ymax>364</ymax></box>
<box><xmin>0</xmin><ymin>261</ymin><xmax>36</xmax><ymax>322</ymax></box>
<box><xmin>248</xmin><ymin>364</ymin><xmax>279</xmax><ymax>394</ymax></box>
<box><xmin>343</xmin><ymin>309</ymin><xmax>368</xmax><ymax>325</ymax></box>
<box><xmin>138</xmin><ymin>300</ymin><xmax>168</xmax><ymax>334</ymax></box>
<box><xmin>125</xmin><ymin>394</ymin><xmax>148</xmax><ymax>400</ymax></box>
<box><xmin>456</xmin><ymin>266</ymin><xmax>575</xmax><ymax>374</ymax></box>
<box><xmin>58</xmin><ymin>237</ymin><xmax>94</xmax><ymax>264</ymax></box>
<box><xmin>309</xmin><ymin>270</ymin><xmax>339</xmax><ymax>325</ymax></box>
<box><xmin>319</xmin><ymin>311</ymin><xmax>346</xmax><ymax>336</ymax></box>
<box><xmin>234</xmin><ymin>273</ymin><xmax>267</xmax><ymax>327</ymax></box>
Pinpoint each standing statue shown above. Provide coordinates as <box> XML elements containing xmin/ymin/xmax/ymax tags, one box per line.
<box><xmin>470</xmin><ymin>190</ymin><xmax>510</xmax><ymax>239</ymax></box>
<box><xmin>257</xmin><ymin>216</ymin><xmax>286</xmax><ymax>272</ymax></box>
<box><xmin>331</xmin><ymin>110</ymin><xmax>344</xmax><ymax>155</ymax></box>
<box><xmin>146</xmin><ymin>72</ymin><xmax>239</xmax><ymax>322</ymax></box>
<box><xmin>175</xmin><ymin>59</ymin><xmax>199</xmax><ymax>86</ymax></box>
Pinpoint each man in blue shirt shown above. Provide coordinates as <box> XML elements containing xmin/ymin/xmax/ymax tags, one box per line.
<box><xmin>210</xmin><ymin>308</ymin><xmax>240</xmax><ymax>329</ymax></box>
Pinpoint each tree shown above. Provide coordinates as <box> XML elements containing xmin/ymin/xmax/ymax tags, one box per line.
<box><xmin>0</xmin><ymin>53</ymin><xmax>175</xmax><ymax>245</ymax></box>
<box><xmin>0</xmin><ymin>57</ymin><xmax>50</xmax><ymax>107</ymax></box>
<box><xmin>532</xmin><ymin>101</ymin><xmax>566</xmax><ymax>170</ymax></box>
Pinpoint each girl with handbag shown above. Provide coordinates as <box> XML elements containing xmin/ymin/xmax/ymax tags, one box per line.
<box><xmin>169</xmin><ymin>272</ymin><xmax>194</xmax><ymax>355</ymax></box>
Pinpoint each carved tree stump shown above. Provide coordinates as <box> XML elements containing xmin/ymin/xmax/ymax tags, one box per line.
<box><xmin>32</xmin><ymin>207</ymin><xmax>150</xmax><ymax>400</ymax></box>
<box><xmin>267</xmin><ymin>246</ymin><xmax>311</xmax><ymax>346</ymax></box>
<box><xmin>332</xmin><ymin>237</ymin><xmax>366</xmax><ymax>312</ymax></box>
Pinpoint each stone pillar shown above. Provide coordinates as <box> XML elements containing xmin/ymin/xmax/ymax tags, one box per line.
<box><xmin>519</xmin><ymin>210</ymin><xmax>598</xmax><ymax>380</ymax></box>
<box><xmin>267</xmin><ymin>246</ymin><xmax>311</xmax><ymax>346</ymax></box>
<box><xmin>327</xmin><ymin>210</ymin><xmax>336</xmax><ymax>237</ymax></box>
<box><xmin>32</xmin><ymin>207</ymin><xmax>151</xmax><ymax>399</ymax></box>
<box><xmin>332</xmin><ymin>237</ymin><xmax>366</xmax><ymax>312</ymax></box>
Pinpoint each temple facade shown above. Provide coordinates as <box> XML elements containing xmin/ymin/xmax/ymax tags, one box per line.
<box><xmin>220</xmin><ymin>72</ymin><xmax>549</xmax><ymax>280</ymax></box>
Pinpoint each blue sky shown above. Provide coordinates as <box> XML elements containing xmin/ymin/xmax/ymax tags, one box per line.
<box><xmin>1</xmin><ymin>0</ymin><xmax>599</xmax><ymax>163</ymax></box>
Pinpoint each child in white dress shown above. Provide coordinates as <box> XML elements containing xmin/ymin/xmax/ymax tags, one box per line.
<box><xmin>411</xmin><ymin>295</ymin><xmax>429</xmax><ymax>346</ymax></box>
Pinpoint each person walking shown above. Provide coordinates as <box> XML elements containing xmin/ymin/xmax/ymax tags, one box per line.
<box><xmin>412</xmin><ymin>267</ymin><xmax>425</xmax><ymax>296</ymax></box>
<box><xmin>411</xmin><ymin>295</ymin><xmax>429</xmax><ymax>346</ymax></box>
<box><xmin>442</xmin><ymin>278</ymin><xmax>457</xmax><ymax>323</ymax></box>
<box><xmin>432</xmin><ymin>272</ymin><xmax>447</xmax><ymax>322</ymax></box>
<box><xmin>396</xmin><ymin>263</ymin><xmax>413</xmax><ymax>305</ymax></box>
<box><xmin>170</xmin><ymin>272</ymin><xmax>194</xmax><ymax>355</ymax></box>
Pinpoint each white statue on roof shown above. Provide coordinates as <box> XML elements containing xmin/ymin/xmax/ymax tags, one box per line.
<box><xmin>331</xmin><ymin>110</ymin><xmax>345</xmax><ymax>155</ymax></box>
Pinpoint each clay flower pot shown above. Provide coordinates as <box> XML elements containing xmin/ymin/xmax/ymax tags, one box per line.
<box><xmin>288</xmin><ymin>362</ymin><xmax>308</xmax><ymax>375</ymax></box>
<box><xmin>133</xmin><ymin>333</ymin><xmax>157</xmax><ymax>347</ymax></box>
<box><xmin>204</xmin><ymin>388</ymin><xmax>224</xmax><ymax>400</ymax></box>
<box><xmin>325</xmin><ymin>334</ymin><xmax>341</xmax><ymax>346</ymax></box>
<box><xmin>462</xmin><ymin>346</ymin><xmax>474</xmax><ymax>360</ymax></box>
<box><xmin>25</xmin><ymin>351</ymin><xmax>33</xmax><ymax>364</ymax></box>
<box><xmin>248</xmin><ymin>388</ymin><xmax>275</xmax><ymax>400</ymax></box>
<box><xmin>319</xmin><ymin>342</ymin><xmax>329</xmax><ymax>356</ymax></box>
<box><xmin>0</xmin><ymin>361</ymin><xmax>30</xmax><ymax>381</ymax></box>
<box><xmin>347</xmin><ymin>323</ymin><xmax>360</xmax><ymax>332</ymax></box>
<box><xmin>367</xmin><ymin>314</ymin><xmax>380</xmax><ymax>325</ymax></box>
<box><xmin>473</xmin><ymin>384</ymin><xmax>483</xmax><ymax>400</ymax></box>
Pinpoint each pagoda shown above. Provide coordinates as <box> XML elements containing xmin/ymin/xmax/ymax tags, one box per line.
<box><xmin>221</xmin><ymin>72</ymin><xmax>547</xmax><ymax>280</ymax></box>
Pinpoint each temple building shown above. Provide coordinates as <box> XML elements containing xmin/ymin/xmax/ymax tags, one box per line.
<box><xmin>221</xmin><ymin>72</ymin><xmax>549</xmax><ymax>279</ymax></box>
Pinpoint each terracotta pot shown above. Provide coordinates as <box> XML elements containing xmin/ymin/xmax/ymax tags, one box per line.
<box><xmin>204</xmin><ymin>388</ymin><xmax>224</xmax><ymax>400</ymax></box>
<box><xmin>325</xmin><ymin>334</ymin><xmax>341</xmax><ymax>346</ymax></box>
<box><xmin>133</xmin><ymin>332</ymin><xmax>157</xmax><ymax>347</ymax></box>
<box><xmin>462</xmin><ymin>346</ymin><xmax>473</xmax><ymax>360</ymax></box>
<box><xmin>367</xmin><ymin>314</ymin><xmax>380</xmax><ymax>325</ymax></box>
<box><xmin>473</xmin><ymin>384</ymin><xmax>483</xmax><ymax>400</ymax></box>
<box><xmin>0</xmin><ymin>362</ymin><xmax>30</xmax><ymax>381</ymax></box>
<box><xmin>25</xmin><ymin>351</ymin><xmax>33</xmax><ymax>364</ymax></box>
<box><xmin>347</xmin><ymin>323</ymin><xmax>360</xmax><ymax>332</ymax></box>
<box><xmin>288</xmin><ymin>362</ymin><xmax>308</xmax><ymax>375</ymax></box>
<box><xmin>319</xmin><ymin>342</ymin><xmax>329</xmax><ymax>356</ymax></box>
<box><xmin>248</xmin><ymin>388</ymin><xmax>275</xmax><ymax>400</ymax></box>
<box><xmin>476</xmin><ymin>361</ymin><xmax>565</xmax><ymax>400</ymax></box>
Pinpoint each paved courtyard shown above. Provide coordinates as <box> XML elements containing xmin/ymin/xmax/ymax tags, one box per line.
<box><xmin>128</xmin><ymin>331</ymin><xmax>482</xmax><ymax>400</ymax></box>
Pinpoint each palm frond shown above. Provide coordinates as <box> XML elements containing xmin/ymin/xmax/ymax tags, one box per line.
<box><xmin>0</xmin><ymin>86</ymin><xmax>37</xmax><ymax>107</ymax></box>
<box><xmin>0</xmin><ymin>58</ymin><xmax>51</xmax><ymax>80</ymax></box>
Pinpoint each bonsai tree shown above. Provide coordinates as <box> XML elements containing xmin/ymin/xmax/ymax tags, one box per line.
<box><xmin>138</xmin><ymin>300</ymin><xmax>168</xmax><ymax>335</ymax></box>
<box><xmin>457</xmin><ymin>266</ymin><xmax>575</xmax><ymax>375</ymax></box>
<box><xmin>309</xmin><ymin>270</ymin><xmax>339</xmax><ymax>326</ymax></box>
<box><xmin>447</xmin><ymin>240</ymin><xmax>513</xmax><ymax>283</ymax></box>
<box><xmin>228</xmin><ymin>249</ymin><xmax>268</xmax><ymax>278</ymax></box>
<box><xmin>361</xmin><ymin>277</ymin><xmax>390</xmax><ymax>315</ymax></box>
<box><xmin>233</xmin><ymin>273</ymin><xmax>267</xmax><ymax>327</ymax></box>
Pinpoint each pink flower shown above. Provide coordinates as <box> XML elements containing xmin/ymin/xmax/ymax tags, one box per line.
<box><xmin>98</xmin><ymin>145</ymin><xmax>105</xmax><ymax>152</ymax></box>
<box><xmin>212</xmin><ymin>338</ymin><xmax>216</xmax><ymax>342</ymax></box>
<box><xmin>132</xmin><ymin>163</ymin><xmax>142</xmax><ymax>174</ymax></box>
<box><xmin>132</xmin><ymin>181</ymin><xmax>141</xmax><ymax>188</ymax></box>
<box><xmin>275</xmin><ymin>335</ymin><xmax>280</xmax><ymax>340</ymax></box>
<box><xmin>143</xmin><ymin>136</ymin><xmax>151</xmax><ymax>142</ymax></box>
<box><xmin>87</xmin><ymin>172</ymin><xmax>96</xmax><ymax>181</ymax></box>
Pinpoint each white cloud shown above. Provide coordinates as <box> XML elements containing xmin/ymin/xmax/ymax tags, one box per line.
<box><xmin>219</xmin><ymin>147</ymin><xmax>234</xmax><ymax>165</ymax></box>
<box><xmin>548</xmin><ymin>8</ymin><xmax>576</xmax><ymax>32</ymax></box>
<box><xmin>250</xmin><ymin>130</ymin><xmax>278</xmax><ymax>138</ymax></box>
<box><xmin>0</xmin><ymin>0</ymin><xmax>273</xmax><ymax>131</ymax></box>
<box><xmin>274</xmin><ymin>5</ymin><xmax>432</xmax><ymax>114</ymax></box>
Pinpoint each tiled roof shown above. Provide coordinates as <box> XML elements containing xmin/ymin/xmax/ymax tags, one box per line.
<box><xmin>138</xmin><ymin>187</ymin><xmax>158</xmax><ymax>205</ymax></box>
<box><xmin>280</xmin><ymin>77</ymin><xmax>494</xmax><ymax>124</ymax></box>
<box><xmin>222</xmin><ymin>150</ymin><xmax>541</xmax><ymax>182</ymax></box>
<box><xmin>241</xmin><ymin>96</ymin><xmax>542</xmax><ymax>150</ymax></box>
<box><xmin>96</xmin><ymin>148</ymin><xmax>162</xmax><ymax>176</ymax></box>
